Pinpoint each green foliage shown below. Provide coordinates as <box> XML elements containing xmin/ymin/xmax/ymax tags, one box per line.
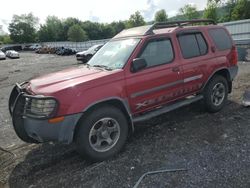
<box><xmin>127</xmin><ymin>11</ymin><xmax>146</xmax><ymax>28</ymax></box>
<box><xmin>110</xmin><ymin>21</ymin><xmax>126</xmax><ymax>34</ymax></box>
<box><xmin>8</xmin><ymin>13</ymin><xmax>38</xmax><ymax>43</ymax></box>
<box><xmin>154</xmin><ymin>9</ymin><xmax>168</xmax><ymax>22</ymax></box>
<box><xmin>81</xmin><ymin>21</ymin><xmax>103</xmax><ymax>40</ymax></box>
<box><xmin>179</xmin><ymin>4</ymin><xmax>200</xmax><ymax>20</ymax></box>
<box><xmin>67</xmin><ymin>24</ymin><xmax>88</xmax><ymax>42</ymax></box>
<box><xmin>62</xmin><ymin>17</ymin><xmax>82</xmax><ymax>41</ymax></box>
<box><xmin>231</xmin><ymin>0</ymin><xmax>250</xmax><ymax>20</ymax></box>
<box><xmin>3</xmin><ymin>35</ymin><xmax>13</xmax><ymax>44</ymax></box>
<box><xmin>0</xmin><ymin>35</ymin><xmax>13</xmax><ymax>44</ymax></box>
<box><xmin>38</xmin><ymin>16</ymin><xmax>64</xmax><ymax>42</ymax></box>
<box><xmin>218</xmin><ymin>0</ymin><xmax>237</xmax><ymax>22</ymax></box>
<box><xmin>203</xmin><ymin>2</ymin><xmax>218</xmax><ymax>21</ymax></box>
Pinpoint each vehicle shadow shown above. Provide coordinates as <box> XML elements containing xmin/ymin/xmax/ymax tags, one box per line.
<box><xmin>8</xmin><ymin>100</ymin><xmax>248</xmax><ymax>187</ymax></box>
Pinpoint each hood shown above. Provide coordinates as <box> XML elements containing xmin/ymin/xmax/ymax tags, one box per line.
<box><xmin>28</xmin><ymin>66</ymin><xmax>120</xmax><ymax>94</ymax></box>
<box><xmin>0</xmin><ymin>51</ymin><xmax>5</xmax><ymax>56</ymax></box>
<box><xmin>76</xmin><ymin>50</ymin><xmax>87</xmax><ymax>55</ymax></box>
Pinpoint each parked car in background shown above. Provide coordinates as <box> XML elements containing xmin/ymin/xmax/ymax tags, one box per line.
<box><xmin>29</xmin><ymin>44</ymin><xmax>42</xmax><ymax>51</ymax></box>
<box><xmin>0</xmin><ymin>50</ymin><xmax>6</xmax><ymax>60</ymax></box>
<box><xmin>55</xmin><ymin>47</ymin><xmax>76</xmax><ymax>56</ymax></box>
<box><xmin>23</xmin><ymin>45</ymin><xmax>33</xmax><ymax>51</ymax></box>
<box><xmin>1</xmin><ymin>45</ymin><xmax>22</xmax><ymax>52</ymax></box>
<box><xmin>76</xmin><ymin>44</ymin><xmax>103</xmax><ymax>63</ymax></box>
<box><xmin>6</xmin><ymin>50</ymin><xmax>20</xmax><ymax>59</ymax></box>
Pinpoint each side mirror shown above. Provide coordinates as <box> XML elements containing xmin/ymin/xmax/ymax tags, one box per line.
<box><xmin>131</xmin><ymin>58</ymin><xmax>147</xmax><ymax>73</ymax></box>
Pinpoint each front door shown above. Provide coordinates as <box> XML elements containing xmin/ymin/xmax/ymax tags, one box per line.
<box><xmin>125</xmin><ymin>37</ymin><xmax>183</xmax><ymax>114</ymax></box>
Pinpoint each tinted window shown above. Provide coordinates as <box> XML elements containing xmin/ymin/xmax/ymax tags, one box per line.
<box><xmin>140</xmin><ymin>39</ymin><xmax>174</xmax><ymax>67</ymax></box>
<box><xmin>209</xmin><ymin>28</ymin><xmax>232</xmax><ymax>51</ymax></box>
<box><xmin>178</xmin><ymin>34</ymin><xmax>200</xmax><ymax>58</ymax></box>
<box><xmin>178</xmin><ymin>33</ymin><xmax>208</xmax><ymax>59</ymax></box>
<box><xmin>196</xmin><ymin>33</ymin><xmax>208</xmax><ymax>55</ymax></box>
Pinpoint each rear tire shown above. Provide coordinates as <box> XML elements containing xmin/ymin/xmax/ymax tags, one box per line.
<box><xmin>76</xmin><ymin>105</ymin><xmax>128</xmax><ymax>162</ymax></box>
<box><xmin>203</xmin><ymin>75</ymin><xmax>228</xmax><ymax>113</ymax></box>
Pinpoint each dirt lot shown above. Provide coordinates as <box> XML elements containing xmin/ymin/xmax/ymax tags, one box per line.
<box><xmin>0</xmin><ymin>52</ymin><xmax>250</xmax><ymax>188</ymax></box>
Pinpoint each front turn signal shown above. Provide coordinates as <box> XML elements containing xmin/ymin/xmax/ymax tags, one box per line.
<box><xmin>48</xmin><ymin>116</ymin><xmax>65</xmax><ymax>123</ymax></box>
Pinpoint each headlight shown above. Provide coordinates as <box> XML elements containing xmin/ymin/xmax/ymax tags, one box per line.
<box><xmin>25</xmin><ymin>96</ymin><xmax>58</xmax><ymax>118</ymax></box>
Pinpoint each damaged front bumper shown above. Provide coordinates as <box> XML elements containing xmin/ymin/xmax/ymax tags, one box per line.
<box><xmin>9</xmin><ymin>83</ymin><xmax>82</xmax><ymax>143</ymax></box>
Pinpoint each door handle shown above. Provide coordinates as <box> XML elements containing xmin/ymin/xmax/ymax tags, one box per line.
<box><xmin>172</xmin><ymin>67</ymin><xmax>180</xmax><ymax>72</ymax></box>
<box><xmin>211</xmin><ymin>46</ymin><xmax>216</xmax><ymax>53</ymax></box>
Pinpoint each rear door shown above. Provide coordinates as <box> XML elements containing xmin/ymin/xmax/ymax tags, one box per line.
<box><xmin>177</xmin><ymin>30</ymin><xmax>216</xmax><ymax>94</ymax></box>
<box><xmin>125</xmin><ymin>36</ymin><xmax>183</xmax><ymax>114</ymax></box>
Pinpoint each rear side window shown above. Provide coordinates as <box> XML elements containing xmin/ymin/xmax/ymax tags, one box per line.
<box><xmin>196</xmin><ymin>33</ymin><xmax>207</xmax><ymax>55</ymax></box>
<box><xmin>139</xmin><ymin>38</ymin><xmax>174</xmax><ymax>67</ymax></box>
<box><xmin>209</xmin><ymin>28</ymin><xmax>232</xmax><ymax>51</ymax></box>
<box><xmin>178</xmin><ymin>33</ymin><xmax>208</xmax><ymax>59</ymax></box>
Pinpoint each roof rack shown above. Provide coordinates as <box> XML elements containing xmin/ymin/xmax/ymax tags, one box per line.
<box><xmin>145</xmin><ymin>19</ymin><xmax>216</xmax><ymax>35</ymax></box>
<box><xmin>113</xmin><ymin>19</ymin><xmax>216</xmax><ymax>39</ymax></box>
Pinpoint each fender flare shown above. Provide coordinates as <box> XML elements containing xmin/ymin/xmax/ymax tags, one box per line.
<box><xmin>201</xmin><ymin>66</ymin><xmax>238</xmax><ymax>92</ymax></box>
<box><xmin>73</xmin><ymin>97</ymin><xmax>134</xmax><ymax>140</ymax></box>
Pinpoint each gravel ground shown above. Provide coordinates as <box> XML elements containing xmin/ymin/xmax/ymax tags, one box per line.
<box><xmin>0</xmin><ymin>52</ymin><xmax>250</xmax><ymax>188</ymax></box>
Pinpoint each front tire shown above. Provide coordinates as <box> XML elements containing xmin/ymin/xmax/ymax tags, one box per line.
<box><xmin>203</xmin><ymin>75</ymin><xmax>228</xmax><ymax>113</ymax></box>
<box><xmin>76</xmin><ymin>106</ymin><xmax>128</xmax><ymax>161</ymax></box>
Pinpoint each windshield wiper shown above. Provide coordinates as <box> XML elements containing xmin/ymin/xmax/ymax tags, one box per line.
<box><xmin>92</xmin><ymin>65</ymin><xmax>113</xmax><ymax>71</ymax></box>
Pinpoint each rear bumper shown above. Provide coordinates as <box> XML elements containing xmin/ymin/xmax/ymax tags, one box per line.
<box><xmin>9</xmin><ymin>83</ymin><xmax>82</xmax><ymax>143</ymax></box>
<box><xmin>228</xmin><ymin>65</ymin><xmax>238</xmax><ymax>80</ymax></box>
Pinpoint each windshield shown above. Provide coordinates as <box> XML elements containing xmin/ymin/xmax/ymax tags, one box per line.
<box><xmin>87</xmin><ymin>38</ymin><xmax>140</xmax><ymax>70</ymax></box>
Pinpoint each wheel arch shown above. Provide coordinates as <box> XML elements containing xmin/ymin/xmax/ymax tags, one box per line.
<box><xmin>203</xmin><ymin>68</ymin><xmax>232</xmax><ymax>93</ymax></box>
<box><xmin>73</xmin><ymin>98</ymin><xmax>134</xmax><ymax>142</ymax></box>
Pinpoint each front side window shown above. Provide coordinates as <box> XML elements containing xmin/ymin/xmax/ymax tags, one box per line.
<box><xmin>87</xmin><ymin>38</ymin><xmax>140</xmax><ymax>70</ymax></box>
<box><xmin>178</xmin><ymin>33</ymin><xmax>208</xmax><ymax>59</ymax></box>
<box><xmin>139</xmin><ymin>38</ymin><xmax>174</xmax><ymax>68</ymax></box>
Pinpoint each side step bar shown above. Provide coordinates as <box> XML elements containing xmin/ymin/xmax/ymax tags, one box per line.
<box><xmin>133</xmin><ymin>95</ymin><xmax>203</xmax><ymax>123</ymax></box>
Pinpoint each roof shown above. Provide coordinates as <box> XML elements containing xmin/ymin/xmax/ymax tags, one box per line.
<box><xmin>113</xmin><ymin>19</ymin><xmax>216</xmax><ymax>39</ymax></box>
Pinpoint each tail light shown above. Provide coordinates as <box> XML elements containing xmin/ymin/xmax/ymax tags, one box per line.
<box><xmin>231</xmin><ymin>46</ymin><xmax>238</xmax><ymax>66</ymax></box>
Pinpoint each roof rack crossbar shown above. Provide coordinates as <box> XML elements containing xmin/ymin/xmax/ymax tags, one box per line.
<box><xmin>145</xmin><ymin>19</ymin><xmax>216</xmax><ymax>35</ymax></box>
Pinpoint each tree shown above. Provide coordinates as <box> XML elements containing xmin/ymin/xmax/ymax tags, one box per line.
<box><xmin>100</xmin><ymin>24</ymin><xmax>115</xmax><ymax>39</ymax></box>
<box><xmin>127</xmin><ymin>11</ymin><xmax>146</xmax><ymax>28</ymax></box>
<box><xmin>110</xmin><ymin>21</ymin><xmax>126</xmax><ymax>35</ymax></box>
<box><xmin>0</xmin><ymin>35</ymin><xmax>13</xmax><ymax>44</ymax></box>
<box><xmin>62</xmin><ymin>17</ymin><xmax>82</xmax><ymax>41</ymax></box>
<box><xmin>179</xmin><ymin>4</ymin><xmax>200</xmax><ymax>20</ymax></box>
<box><xmin>231</xmin><ymin>0</ymin><xmax>250</xmax><ymax>20</ymax></box>
<box><xmin>67</xmin><ymin>24</ymin><xmax>88</xmax><ymax>42</ymax></box>
<box><xmin>8</xmin><ymin>13</ymin><xmax>38</xmax><ymax>43</ymax></box>
<box><xmin>38</xmin><ymin>16</ymin><xmax>64</xmax><ymax>42</ymax></box>
<box><xmin>219</xmin><ymin>0</ymin><xmax>237</xmax><ymax>22</ymax></box>
<box><xmin>203</xmin><ymin>2</ymin><xmax>218</xmax><ymax>21</ymax></box>
<box><xmin>154</xmin><ymin>9</ymin><xmax>168</xmax><ymax>22</ymax></box>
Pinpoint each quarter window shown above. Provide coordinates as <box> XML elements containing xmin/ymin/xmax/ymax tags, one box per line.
<box><xmin>139</xmin><ymin>39</ymin><xmax>174</xmax><ymax>68</ymax></box>
<box><xmin>178</xmin><ymin>33</ymin><xmax>208</xmax><ymax>59</ymax></box>
<box><xmin>208</xmin><ymin>28</ymin><xmax>232</xmax><ymax>51</ymax></box>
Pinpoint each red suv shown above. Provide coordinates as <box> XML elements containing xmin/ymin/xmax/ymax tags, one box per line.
<box><xmin>9</xmin><ymin>19</ymin><xmax>238</xmax><ymax>161</ymax></box>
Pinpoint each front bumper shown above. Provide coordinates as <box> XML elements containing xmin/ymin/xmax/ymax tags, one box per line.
<box><xmin>76</xmin><ymin>55</ymin><xmax>88</xmax><ymax>63</ymax></box>
<box><xmin>8</xmin><ymin>54</ymin><xmax>19</xmax><ymax>59</ymax></box>
<box><xmin>9</xmin><ymin>83</ymin><xmax>82</xmax><ymax>143</ymax></box>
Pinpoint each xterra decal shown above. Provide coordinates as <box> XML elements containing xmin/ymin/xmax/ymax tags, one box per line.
<box><xmin>135</xmin><ymin>83</ymin><xmax>202</xmax><ymax>110</ymax></box>
<box><xmin>131</xmin><ymin>74</ymin><xmax>203</xmax><ymax>99</ymax></box>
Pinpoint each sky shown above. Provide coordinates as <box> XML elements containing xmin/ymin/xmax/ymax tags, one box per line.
<box><xmin>0</xmin><ymin>0</ymin><xmax>207</xmax><ymax>33</ymax></box>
